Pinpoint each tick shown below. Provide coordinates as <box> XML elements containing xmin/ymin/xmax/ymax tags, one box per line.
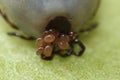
<box><xmin>0</xmin><ymin>0</ymin><xmax>100</xmax><ymax>60</ymax></box>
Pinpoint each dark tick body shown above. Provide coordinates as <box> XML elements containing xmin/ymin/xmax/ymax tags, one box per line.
<box><xmin>0</xmin><ymin>0</ymin><xmax>100</xmax><ymax>60</ymax></box>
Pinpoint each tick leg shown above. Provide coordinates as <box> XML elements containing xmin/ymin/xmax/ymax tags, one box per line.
<box><xmin>72</xmin><ymin>39</ymin><xmax>85</xmax><ymax>56</ymax></box>
<box><xmin>0</xmin><ymin>10</ymin><xmax>33</xmax><ymax>40</ymax></box>
<box><xmin>79</xmin><ymin>23</ymin><xmax>98</xmax><ymax>33</ymax></box>
<box><xmin>7</xmin><ymin>32</ymin><xmax>35</xmax><ymax>40</ymax></box>
<box><xmin>0</xmin><ymin>9</ymin><xmax>19</xmax><ymax>30</ymax></box>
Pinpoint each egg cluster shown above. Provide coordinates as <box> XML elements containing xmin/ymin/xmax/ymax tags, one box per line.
<box><xmin>36</xmin><ymin>29</ymin><xmax>79</xmax><ymax>59</ymax></box>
